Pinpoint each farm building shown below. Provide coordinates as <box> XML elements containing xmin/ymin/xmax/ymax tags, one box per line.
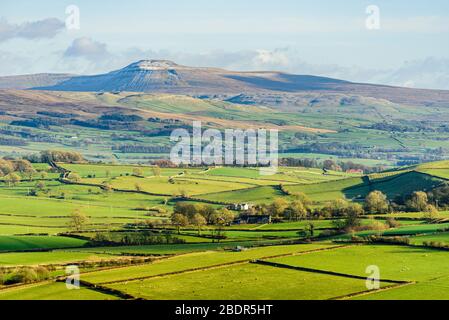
<box><xmin>346</xmin><ymin>169</ymin><xmax>364</xmax><ymax>174</ymax></box>
<box><xmin>228</xmin><ymin>203</ymin><xmax>253</xmax><ymax>211</ymax></box>
<box><xmin>234</xmin><ymin>214</ymin><xmax>272</xmax><ymax>225</ymax></box>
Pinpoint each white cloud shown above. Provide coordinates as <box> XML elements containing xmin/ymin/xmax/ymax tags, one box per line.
<box><xmin>64</xmin><ymin>37</ymin><xmax>110</xmax><ymax>60</ymax></box>
<box><xmin>0</xmin><ymin>17</ymin><xmax>64</xmax><ymax>42</ymax></box>
<box><xmin>2</xmin><ymin>42</ymin><xmax>449</xmax><ymax>91</ymax></box>
<box><xmin>378</xmin><ymin>57</ymin><xmax>449</xmax><ymax>90</ymax></box>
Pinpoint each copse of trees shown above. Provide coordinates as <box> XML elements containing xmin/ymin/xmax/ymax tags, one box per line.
<box><xmin>245</xmin><ymin>195</ymin><xmax>312</xmax><ymax>221</ymax></box>
<box><xmin>0</xmin><ymin>159</ymin><xmax>14</xmax><ymax>176</ymax></box>
<box><xmin>0</xmin><ymin>158</ymin><xmax>37</xmax><ymax>185</ymax></box>
<box><xmin>171</xmin><ymin>203</ymin><xmax>235</xmax><ymax>234</ymax></box>
<box><xmin>39</xmin><ymin>150</ymin><xmax>85</xmax><ymax>163</ymax></box>
<box><xmin>0</xmin><ymin>158</ymin><xmax>35</xmax><ymax>176</ymax></box>
<box><xmin>279</xmin><ymin>157</ymin><xmax>383</xmax><ymax>174</ymax></box>
<box><xmin>406</xmin><ymin>191</ymin><xmax>429</xmax><ymax>212</ymax></box>
<box><xmin>428</xmin><ymin>184</ymin><xmax>449</xmax><ymax>209</ymax></box>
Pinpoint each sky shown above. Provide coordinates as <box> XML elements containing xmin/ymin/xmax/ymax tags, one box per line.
<box><xmin>1</xmin><ymin>0</ymin><xmax>449</xmax><ymax>89</ymax></box>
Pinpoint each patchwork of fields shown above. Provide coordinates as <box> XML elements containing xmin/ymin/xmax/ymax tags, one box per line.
<box><xmin>1</xmin><ymin>162</ymin><xmax>449</xmax><ymax>300</ymax></box>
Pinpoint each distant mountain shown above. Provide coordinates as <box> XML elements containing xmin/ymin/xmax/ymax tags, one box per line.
<box><xmin>0</xmin><ymin>73</ymin><xmax>73</xmax><ymax>90</ymax></box>
<box><xmin>1</xmin><ymin>59</ymin><xmax>449</xmax><ymax>106</ymax></box>
<box><xmin>34</xmin><ymin>59</ymin><xmax>350</xmax><ymax>94</ymax></box>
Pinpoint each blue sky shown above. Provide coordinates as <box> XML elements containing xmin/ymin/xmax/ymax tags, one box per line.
<box><xmin>1</xmin><ymin>0</ymin><xmax>449</xmax><ymax>89</ymax></box>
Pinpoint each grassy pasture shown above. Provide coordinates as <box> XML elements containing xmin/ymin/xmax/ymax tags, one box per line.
<box><xmin>60</xmin><ymin>163</ymin><xmax>204</xmax><ymax>178</ymax></box>
<box><xmin>284</xmin><ymin>177</ymin><xmax>367</xmax><ymax>202</ymax></box>
<box><xmin>417</xmin><ymin>160</ymin><xmax>449</xmax><ymax>170</ymax></box>
<box><xmin>366</xmin><ymin>171</ymin><xmax>444</xmax><ymax>199</ymax></box>
<box><xmin>340</xmin><ymin>223</ymin><xmax>449</xmax><ymax>239</ymax></box>
<box><xmin>105</xmin><ymin>175</ymin><xmax>252</xmax><ymax>196</ymax></box>
<box><xmin>417</xmin><ymin>168</ymin><xmax>449</xmax><ymax>180</ymax></box>
<box><xmin>185</xmin><ymin>174</ymin><xmax>284</xmax><ymax>186</ymax></box>
<box><xmin>285</xmin><ymin>171</ymin><xmax>444</xmax><ymax>203</ymax></box>
<box><xmin>205</xmin><ymin>167</ymin><xmax>352</xmax><ymax>184</ymax></box>
<box><xmin>409</xmin><ymin>232</ymin><xmax>449</xmax><ymax>245</ymax></box>
<box><xmin>0</xmin><ymin>282</ymin><xmax>118</xmax><ymax>300</ymax></box>
<box><xmin>268</xmin><ymin>245</ymin><xmax>449</xmax><ymax>282</ymax></box>
<box><xmin>197</xmin><ymin>186</ymin><xmax>290</xmax><ymax>204</ymax></box>
<box><xmin>0</xmin><ymin>194</ymin><xmax>153</xmax><ymax>220</ymax></box>
<box><xmin>67</xmin><ymin>240</ymin><xmax>298</xmax><ymax>255</ymax></box>
<box><xmin>0</xmin><ymin>225</ymin><xmax>68</xmax><ymax>236</ymax></box>
<box><xmin>79</xmin><ymin>244</ymin><xmax>337</xmax><ymax>284</ymax></box>
<box><xmin>0</xmin><ymin>236</ymin><xmax>87</xmax><ymax>252</ymax></box>
<box><xmin>0</xmin><ymin>251</ymin><xmax>110</xmax><ymax>267</ymax></box>
<box><xmin>354</xmin><ymin>276</ymin><xmax>449</xmax><ymax>300</ymax></box>
<box><xmin>107</xmin><ymin>263</ymin><xmax>387</xmax><ymax>300</ymax></box>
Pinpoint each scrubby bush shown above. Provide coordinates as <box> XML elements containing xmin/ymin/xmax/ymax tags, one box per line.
<box><xmin>385</xmin><ymin>217</ymin><xmax>401</xmax><ymax>228</ymax></box>
<box><xmin>0</xmin><ymin>266</ymin><xmax>51</xmax><ymax>285</ymax></box>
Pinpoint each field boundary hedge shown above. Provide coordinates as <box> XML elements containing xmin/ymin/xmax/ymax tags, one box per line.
<box><xmin>55</xmin><ymin>279</ymin><xmax>136</xmax><ymax>300</ymax></box>
<box><xmin>252</xmin><ymin>260</ymin><xmax>406</xmax><ymax>284</ymax></box>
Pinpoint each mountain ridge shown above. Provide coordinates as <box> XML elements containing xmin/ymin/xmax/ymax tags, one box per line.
<box><xmin>1</xmin><ymin>60</ymin><xmax>449</xmax><ymax>106</ymax></box>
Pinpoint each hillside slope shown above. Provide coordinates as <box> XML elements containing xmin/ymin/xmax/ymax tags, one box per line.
<box><xmin>0</xmin><ymin>74</ymin><xmax>73</xmax><ymax>90</ymax></box>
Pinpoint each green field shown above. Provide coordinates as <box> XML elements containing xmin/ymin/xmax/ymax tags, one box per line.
<box><xmin>354</xmin><ymin>276</ymin><xmax>449</xmax><ymax>300</ymax></box>
<box><xmin>285</xmin><ymin>171</ymin><xmax>444</xmax><ymax>203</ymax></box>
<box><xmin>108</xmin><ymin>263</ymin><xmax>386</xmax><ymax>300</ymax></box>
<box><xmin>0</xmin><ymin>282</ymin><xmax>118</xmax><ymax>300</ymax></box>
<box><xmin>0</xmin><ymin>236</ymin><xmax>87</xmax><ymax>252</ymax></box>
<box><xmin>409</xmin><ymin>232</ymin><xmax>449</xmax><ymax>245</ymax></box>
<box><xmin>81</xmin><ymin>244</ymin><xmax>336</xmax><ymax>284</ymax></box>
<box><xmin>198</xmin><ymin>186</ymin><xmax>289</xmax><ymax>204</ymax></box>
<box><xmin>268</xmin><ymin>245</ymin><xmax>449</xmax><ymax>282</ymax></box>
<box><xmin>0</xmin><ymin>251</ymin><xmax>110</xmax><ymax>266</ymax></box>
